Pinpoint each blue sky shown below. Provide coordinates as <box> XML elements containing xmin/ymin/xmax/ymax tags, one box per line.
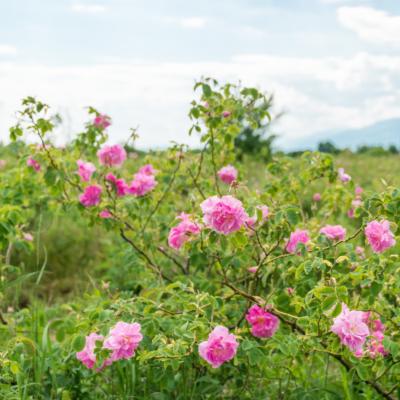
<box><xmin>1</xmin><ymin>0</ymin><xmax>400</xmax><ymax>149</ymax></box>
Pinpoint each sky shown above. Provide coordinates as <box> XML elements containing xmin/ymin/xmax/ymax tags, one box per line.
<box><xmin>0</xmin><ymin>0</ymin><xmax>400</xmax><ymax>150</ymax></box>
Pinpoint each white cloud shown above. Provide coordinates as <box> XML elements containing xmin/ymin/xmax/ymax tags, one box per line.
<box><xmin>0</xmin><ymin>52</ymin><xmax>399</xmax><ymax>149</ymax></box>
<box><xmin>0</xmin><ymin>45</ymin><xmax>17</xmax><ymax>56</ymax></box>
<box><xmin>71</xmin><ymin>3</ymin><xmax>107</xmax><ymax>14</ymax></box>
<box><xmin>337</xmin><ymin>6</ymin><xmax>400</xmax><ymax>45</ymax></box>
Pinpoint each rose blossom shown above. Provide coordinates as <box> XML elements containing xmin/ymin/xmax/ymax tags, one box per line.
<box><xmin>168</xmin><ymin>213</ymin><xmax>201</xmax><ymax>250</ymax></box>
<box><xmin>331</xmin><ymin>303</ymin><xmax>369</xmax><ymax>353</ymax></box>
<box><xmin>99</xmin><ymin>210</ymin><xmax>113</xmax><ymax>219</ymax></box>
<box><xmin>222</xmin><ymin>110</ymin><xmax>231</xmax><ymax>118</ymax></box>
<box><xmin>257</xmin><ymin>205</ymin><xmax>269</xmax><ymax>221</ymax></box>
<box><xmin>23</xmin><ymin>232</ymin><xmax>34</xmax><ymax>241</ymax></box>
<box><xmin>97</xmin><ymin>144</ymin><xmax>127</xmax><ymax>167</ymax></box>
<box><xmin>286</xmin><ymin>229</ymin><xmax>310</xmax><ymax>254</ymax></box>
<box><xmin>313</xmin><ymin>193</ymin><xmax>321</xmax><ymax>202</ymax></box>
<box><xmin>246</xmin><ymin>305</ymin><xmax>279</xmax><ymax>338</ymax></box>
<box><xmin>129</xmin><ymin>172</ymin><xmax>157</xmax><ymax>197</ymax></box>
<box><xmin>79</xmin><ymin>185</ymin><xmax>102</xmax><ymax>207</ymax></box>
<box><xmin>106</xmin><ymin>173</ymin><xmax>129</xmax><ymax>197</ymax></box>
<box><xmin>200</xmin><ymin>195</ymin><xmax>249</xmax><ymax>235</ymax></box>
<box><xmin>77</xmin><ymin>160</ymin><xmax>96</xmax><ymax>182</ymax></box>
<box><xmin>320</xmin><ymin>225</ymin><xmax>346</xmax><ymax>241</ymax></box>
<box><xmin>217</xmin><ymin>165</ymin><xmax>238</xmax><ymax>185</ymax></box>
<box><xmin>27</xmin><ymin>157</ymin><xmax>41</xmax><ymax>172</ymax></box>
<box><xmin>338</xmin><ymin>168</ymin><xmax>351</xmax><ymax>183</ymax></box>
<box><xmin>365</xmin><ymin>220</ymin><xmax>396</xmax><ymax>253</ymax></box>
<box><xmin>103</xmin><ymin>321</ymin><xmax>143</xmax><ymax>362</ymax></box>
<box><xmin>355</xmin><ymin>186</ymin><xmax>363</xmax><ymax>197</ymax></box>
<box><xmin>93</xmin><ymin>114</ymin><xmax>111</xmax><ymax>129</ymax></box>
<box><xmin>198</xmin><ymin>326</ymin><xmax>239</xmax><ymax>368</ymax></box>
<box><xmin>138</xmin><ymin>164</ymin><xmax>156</xmax><ymax>176</ymax></box>
<box><xmin>76</xmin><ymin>332</ymin><xmax>104</xmax><ymax>369</ymax></box>
<box><xmin>355</xmin><ymin>246</ymin><xmax>365</xmax><ymax>258</ymax></box>
<box><xmin>248</xmin><ymin>266</ymin><xmax>258</xmax><ymax>273</ymax></box>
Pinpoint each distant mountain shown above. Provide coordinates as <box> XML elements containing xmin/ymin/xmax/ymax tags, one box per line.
<box><xmin>283</xmin><ymin>118</ymin><xmax>400</xmax><ymax>151</ymax></box>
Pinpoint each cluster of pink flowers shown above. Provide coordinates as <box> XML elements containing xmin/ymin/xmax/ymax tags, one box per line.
<box><xmin>331</xmin><ymin>304</ymin><xmax>387</xmax><ymax>358</ymax></box>
<box><xmin>338</xmin><ymin>168</ymin><xmax>351</xmax><ymax>183</ymax></box>
<box><xmin>286</xmin><ymin>229</ymin><xmax>310</xmax><ymax>254</ymax></box>
<box><xmin>106</xmin><ymin>173</ymin><xmax>129</xmax><ymax>196</ymax></box>
<box><xmin>93</xmin><ymin>114</ymin><xmax>111</xmax><ymax>130</ymax></box>
<box><xmin>129</xmin><ymin>167</ymin><xmax>157</xmax><ymax>196</ymax></box>
<box><xmin>76</xmin><ymin>321</ymin><xmax>143</xmax><ymax>370</ymax></box>
<box><xmin>320</xmin><ymin>224</ymin><xmax>346</xmax><ymax>241</ymax></box>
<box><xmin>79</xmin><ymin>185</ymin><xmax>102</xmax><ymax>207</ymax></box>
<box><xmin>168</xmin><ymin>213</ymin><xmax>201</xmax><ymax>250</ymax></box>
<box><xmin>201</xmin><ymin>195</ymin><xmax>249</xmax><ymax>235</ymax></box>
<box><xmin>245</xmin><ymin>305</ymin><xmax>279</xmax><ymax>338</ymax></box>
<box><xmin>97</xmin><ymin>144</ymin><xmax>127</xmax><ymax>167</ymax></box>
<box><xmin>77</xmin><ymin>160</ymin><xmax>96</xmax><ymax>182</ymax></box>
<box><xmin>365</xmin><ymin>220</ymin><xmax>396</xmax><ymax>253</ymax></box>
<box><xmin>199</xmin><ymin>326</ymin><xmax>239</xmax><ymax>368</ymax></box>
<box><xmin>217</xmin><ymin>165</ymin><xmax>238</xmax><ymax>185</ymax></box>
<box><xmin>27</xmin><ymin>157</ymin><xmax>41</xmax><ymax>172</ymax></box>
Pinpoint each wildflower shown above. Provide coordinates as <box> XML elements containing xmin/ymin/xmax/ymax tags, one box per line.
<box><xmin>217</xmin><ymin>165</ymin><xmax>238</xmax><ymax>185</ymax></box>
<box><xmin>286</xmin><ymin>229</ymin><xmax>310</xmax><ymax>254</ymax></box>
<box><xmin>320</xmin><ymin>225</ymin><xmax>346</xmax><ymax>241</ymax></box>
<box><xmin>128</xmin><ymin>172</ymin><xmax>157</xmax><ymax>196</ymax></box>
<box><xmin>246</xmin><ymin>305</ymin><xmax>279</xmax><ymax>338</ymax></box>
<box><xmin>198</xmin><ymin>326</ymin><xmax>239</xmax><ymax>368</ymax></box>
<box><xmin>365</xmin><ymin>220</ymin><xmax>396</xmax><ymax>253</ymax></box>
<box><xmin>93</xmin><ymin>114</ymin><xmax>111</xmax><ymax>129</ymax></box>
<box><xmin>200</xmin><ymin>195</ymin><xmax>248</xmax><ymax>235</ymax></box>
<box><xmin>77</xmin><ymin>160</ymin><xmax>96</xmax><ymax>182</ymax></box>
<box><xmin>79</xmin><ymin>185</ymin><xmax>102</xmax><ymax>207</ymax></box>
<box><xmin>168</xmin><ymin>213</ymin><xmax>201</xmax><ymax>250</ymax></box>
<box><xmin>106</xmin><ymin>173</ymin><xmax>129</xmax><ymax>197</ymax></box>
<box><xmin>76</xmin><ymin>333</ymin><xmax>104</xmax><ymax>369</ymax></box>
<box><xmin>138</xmin><ymin>164</ymin><xmax>156</xmax><ymax>176</ymax></box>
<box><xmin>338</xmin><ymin>168</ymin><xmax>351</xmax><ymax>183</ymax></box>
<box><xmin>27</xmin><ymin>157</ymin><xmax>41</xmax><ymax>172</ymax></box>
<box><xmin>97</xmin><ymin>144</ymin><xmax>126</xmax><ymax>167</ymax></box>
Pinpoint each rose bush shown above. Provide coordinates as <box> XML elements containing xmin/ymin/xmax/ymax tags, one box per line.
<box><xmin>0</xmin><ymin>80</ymin><xmax>399</xmax><ymax>399</ymax></box>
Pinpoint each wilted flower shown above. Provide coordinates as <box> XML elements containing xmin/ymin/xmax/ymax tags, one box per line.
<box><xmin>103</xmin><ymin>321</ymin><xmax>143</xmax><ymax>362</ymax></box>
<box><xmin>168</xmin><ymin>213</ymin><xmax>201</xmax><ymax>250</ymax></box>
<box><xmin>286</xmin><ymin>229</ymin><xmax>310</xmax><ymax>254</ymax></box>
<box><xmin>77</xmin><ymin>160</ymin><xmax>96</xmax><ymax>182</ymax></box>
<box><xmin>201</xmin><ymin>195</ymin><xmax>248</xmax><ymax>235</ymax></box>
<box><xmin>198</xmin><ymin>326</ymin><xmax>239</xmax><ymax>368</ymax></box>
<box><xmin>217</xmin><ymin>165</ymin><xmax>238</xmax><ymax>185</ymax></box>
<box><xmin>97</xmin><ymin>144</ymin><xmax>127</xmax><ymax>167</ymax></box>
<box><xmin>246</xmin><ymin>305</ymin><xmax>279</xmax><ymax>338</ymax></box>
<box><xmin>76</xmin><ymin>333</ymin><xmax>104</xmax><ymax>369</ymax></box>
<box><xmin>320</xmin><ymin>225</ymin><xmax>346</xmax><ymax>241</ymax></box>
<box><xmin>79</xmin><ymin>185</ymin><xmax>102</xmax><ymax>207</ymax></box>
<box><xmin>365</xmin><ymin>220</ymin><xmax>396</xmax><ymax>253</ymax></box>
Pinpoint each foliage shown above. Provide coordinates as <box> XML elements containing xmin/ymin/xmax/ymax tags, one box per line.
<box><xmin>0</xmin><ymin>79</ymin><xmax>400</xmax><ymax>399</ymax></box>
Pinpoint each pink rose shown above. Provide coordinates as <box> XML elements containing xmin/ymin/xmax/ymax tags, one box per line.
<box><xmin>93</xmin><ymin>114</ymin><xmax>111</xmax><ymax>129</ymax></box>
<box><xmin>99</xmin><ymin>209</ymin><xmax>113</xmax><ymax>219</ymax></box>
<box><xmin>320</xmin><ymin>225</ymin><xmax>346</xmax><ymax>241</ymax></box>
<box><xmin>103</xmin><ymin>322</ymin><xmax>143</xmax><ymax>363</ymax></box>
<box><xmin>27</xmin><ymin>157</ymin><xmax>41</xmax><ymax>172</ymax></box>
<box><xmin>217</xmin><ymin>165</ymin><xmax>238</xmax><ymax>185</ymax></box>
<box><xmin>338</xmin><ymin>168</ymin><xmax>351</xmax><ymax>183</ymax></box>
<box><xmin>23</xmin><ymin>232</ymin><xmax>34</xmax><ymax>242</ymax></box>
<box><xmin>313</xmin><ymin>193</ymin><xmax>321</xmax><ymax>202</ymax></box>
<box><xmin>138</xmin><ymin>164</ymin><xmax>156</xmax><ymax>176</ymax></box>
<box><xmin>257</xmin><ymin>205</ymin><xmax>269</xmax><ymax>221</ymax></box>
<box><xmin>77</xmin><ymin>160</ymin><xmax>96</xmax><ymax>182</ymax></box>
<box><xmin>168</xmin><ymin>213</ymin><xmax>201</xmax><ymax>250</ymax></box>
<box><xmin>97</xmin><ymin>144</ymin><xmax>127</xmax><ymax>167</ymax></box>
<box><xmin>198</xmin><ymin>326</ymin><xmax>239</xmax><ymax>368</ymax></box>
<box><xmin>245</xmin><ymin>304</ymin><xmax>279</xmax><ymax>338</ymax></box>
<box><xmin>79</xmin><ymin>185</ymin><xmax>102</xmax><ymax>207</ymax></box>
<box><xmin>200</xmin><ymin>195</ymin><xmax>249</xmax><ymax>235</ymax></box>
<box><xmin>106</xmin><ymin>173</ymin><xmax>129</xmax><ymax>197</ymax></box>
<box><xmin>286</xmin><ymin>229</ymin><xmax>310</xmax><ymax>254</ymax></box>
<box><xmin>248</xmin><ymin>266</ymin><xmax>258</xmax><ymax>273</ymax></box>
<box><xmin>128</xmin><ymin>172</ymin><xmax>157</xmax><ymax>197</ymax></box>
<box><xmin>355</xmin><ymin>186</ymin><xmax>363</xmax><ymax>197</ymax></box>
<box><xmin>76</xmin><ymin>332</ymin><xmax>104</xmax><ymax>369</ymax></box>
<box><xmin>365</xmin><ymin>220</ymin><xmax>396</xmax><ymax>253</ymax></box>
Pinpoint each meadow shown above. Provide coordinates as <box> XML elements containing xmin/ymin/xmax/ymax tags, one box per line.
<box><xmin>0</xmin><ymin>81</ymin><xmax>399</xmax><ymax>399</ymax></box>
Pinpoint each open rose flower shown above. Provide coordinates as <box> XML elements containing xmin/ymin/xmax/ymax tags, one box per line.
<box><xmin>79</xmin><ymin>185</ymin><xmax>102</xmax><ymax>207</ymax></box>
<box><xmin>286</xmin><ymin>229</ymin><xmax>310</xmax><ymax>254</ymax></box>
<box><xmin>246</xmin><ymin>305</ymin><xmax>279</xmax><ymax>338</ymax></box>
<box><xmin>338</xmin><ymin>168</ymin><xmax>351</xmax><ymax>183</ymax></box>
<box><xmin>331</xmin><ymin>303</ymin><xmax>369</xmax><ymax>353</ymax></box>
<box><xmin>320</xmin><ymin>225</ymin><xmax>346</xmax><ymax>241</ymax></box>
<box><xmin>97</xmin><ymin>144</ymin><xmax>127</xmax><ymax>167</ymax></box>
<box><xmin>129</xmin><ymin>172</ymin><xmax>157</xmax><ymax>196</ymax></box>
<box><xmin>198</xmin><ymin>326</ymin><xmax>239</xmax><ymax>368</ymax></box>
<box><xmin>168</xmin><ymin>213</ymin><xmax>201</xmax><ymax>250</ymax></box>
<box><xmin>217</xmin><ymin>165</ymin><xmax>238</xmax><ymax>185</ymax></box>
<box><xmin>76</xmin><ymin>332</ymin><xmax>104</xmax><ymax>369</ymax></box>
<box><xmin>365</xmin><ymin>220</ymin><xmax>396</xmax><ymax>253</ymax></box>
<box><xmin>103</xmin><ymin>321</ymin><xmax>143</xmax><ymax>362</ymax></box>
<box><xmin>201</xmin><ymin>195</ymin><xmax>248</xmax><ymax>235</ymax></box>
<box><xmin>77</xmin><ymin>160</ymin><xmax>96</xmax><ymax>182</ymax></box>
<box><xmin>138</xmin><ymin>164</ymin><xmax>156</xmax><ymax>176</ymax></box>
<box><xmin>93</xmin><ymin>114</ymin><xmax>111</xmax><ymax>129</ymax></box>
<box><xmin>106</xmin><ymin>173</ymin><xmax>129</xmax><ymax>197</ymax></box>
